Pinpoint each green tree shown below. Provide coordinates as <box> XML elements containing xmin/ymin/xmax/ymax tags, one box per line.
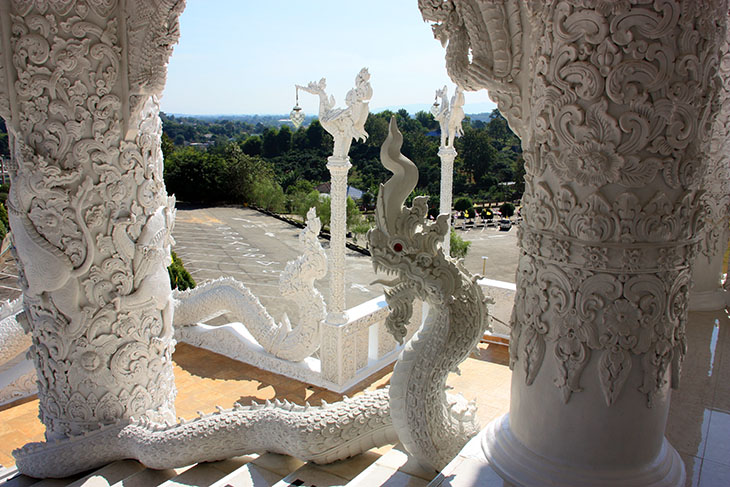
<box><xmin>168</xmin><ymin>251</ymin><xmax>196</xmax><ymax>291</ymax></box>
<box><xmin>275</xmin><ymin>125</ymin><xmax>293</xmax><ymax>154</ymax></box>
<box><xmin>296</xmin><ymin>190</ymin><xmax>331</xmax><ymax>227</ymax></box>
<box><xmin>222</xmin><ymin>144</ymin><xmax>275</xmax><ymax>204</ymax></box>
<box><xmin>511</xmin><ymin>156</ymin><xmax>526</xmax><ymax>199</ymax></box>
<box><xmin>161</xmin><ymin>132</ymin><xmax>175</xmax><ymax>159</ymax></box>
<box><xmin>164</xmin><ymin>147</ymin><xmax>225</xmax><ymax>202</ymax></box>
<box><xmin>457</xmin><ymin>127</ymin><xmax>499</xmax><ymax>189</ymax></box>
<box><xmin>450</xmin><ymin>230</ymin><xmax>471</xmax><ymax>259</ymax></box>
<box><xmin>454</xmin><ymin>197</ymin><xmax>474</xmax><ymax>213</ymax></box>
<box><xmin>250</xmin><ymin>178</ymin><xmax>286</xmax><ymax>212</ymax></box>
<box><xmin>241</xmin><ymin>135</ymin><xmax>263</xmax><ymax>156</ymax></box>
<box><xmin>346</xmin><ymin>196</ymin><xmax>362</xmax><ymax>229</ymax></box>
<box><xmin>500</xmin><ymin>201</ymin><xmax>515</xmax><ymax>218</ymax></box>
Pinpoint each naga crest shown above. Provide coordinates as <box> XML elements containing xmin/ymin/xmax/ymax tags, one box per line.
<box><xmin>368</xmin><ymin>118</ymin><xmax>453</xmax><ymax>341</ymax></box>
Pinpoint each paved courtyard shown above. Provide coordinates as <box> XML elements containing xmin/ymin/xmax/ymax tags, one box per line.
<box><xmin>171</xmin><ymin>205</ymin><xmax>521</xmax><ymax>325</ymax></box>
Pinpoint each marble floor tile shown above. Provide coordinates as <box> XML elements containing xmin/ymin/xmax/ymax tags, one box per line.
<box><xmin>698</xmin><ymin>458</ymin><xmax>730</xmax><ymax>487</ymax></box>
<box><xmin>108</xmin><ymin>467</ymin><xmax>192</xmax><ymax>487</ymax></box>
<box><xmin>373</xmin><ymin>444</ymin><xmax>437</xmax><ymax>481</ymax></box>
<box><xmin>159</xmin><ymin>464</ymin><xmax>230</xmax><ymax>487</ymax></box>
<box><xmin>703</xmin><ymin>409</ymin><xmax>730</xmax><ymax>466</ymax></box>
<box><xmin>666</xmin><ymin>403</ymin><xmax>711</xmax><ymax>457</ymax></box>
<box><xmin>434</xmin><ymin>457</ymin><xmax>508</xmax><ymax>487</ymax></box>
<box><xmin>249</xmin><ymin>453</ymin><xmax>305</xmax><ymax>477</ymax></box>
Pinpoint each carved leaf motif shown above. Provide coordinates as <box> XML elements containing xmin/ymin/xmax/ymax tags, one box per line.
<box><xmin>523</xmin><ymin>325</ymin><xmax>546</xmax><ymax>385</ymax></box>
<box><xmin>577</xmin><ymin>273</ymin><xmax>621</xmax><ymax>323</ymax></box>
<box><xmin>598</xmin><ymin>347</ymin><xmax>632</xmax><ymax>406</ymax></box>
<box><xmin>554</xmin><ymin>330</ymin><xmax>591</xmax><ymax>403</ymax></box>
<box><xmin>639</xmin><ymin>340</ymin><xmax>673</xmax><ymax>407</ymax></box>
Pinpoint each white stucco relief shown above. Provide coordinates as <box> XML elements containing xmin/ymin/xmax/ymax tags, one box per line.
<box><xmin>0</xmin><ymin>0</ymin><xmax>184</xmax><ymax>439</ymax></box>
<box><xmin>0</xmin><ymin>2</ymin><xmax>486</xmax><ymax>473</ymax></box>
<box><xmin>420</xmin><ymin>1</ymin><xmax>727</xmax><ymax>485</ymax></box>
<box><xmin>690</xmin><ymin>18</ymin><xmax>730</xmax><ymax>310</ymax></box>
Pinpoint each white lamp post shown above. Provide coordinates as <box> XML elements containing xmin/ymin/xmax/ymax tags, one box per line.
<box><xmin>296</xmin><ymin>69</ymin><xmax>372</xmax><ymax>324</ymax></box>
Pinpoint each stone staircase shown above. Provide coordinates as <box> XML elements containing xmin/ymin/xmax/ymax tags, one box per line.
<box><xmin>0</xmin><ymin>444</ymin><xmax>437</xmax><ymax>487</ymax></box>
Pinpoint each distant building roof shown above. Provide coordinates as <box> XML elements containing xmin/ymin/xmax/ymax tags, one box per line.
<box><xmin>316</xmin><ymin>182</ymin><xmax>364</xmax><ymax>200</ymax></box>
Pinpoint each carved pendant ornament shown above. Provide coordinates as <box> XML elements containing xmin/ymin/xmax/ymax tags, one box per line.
<box><xmin>420</xmin><ymin>0</ymin><xmax>727</xmax><ymax>408</ymax></box>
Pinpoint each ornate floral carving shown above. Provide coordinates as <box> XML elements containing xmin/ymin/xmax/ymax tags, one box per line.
<box><xmin>691</xmin><ymin>16</ymin><xmax>730</xmax><ymax>302</ymax></box>
<box><xmin>0</xmin><ymin>0</ymin><xmax>183</xmax><ymax>439</ymax></box>
<box><xmin>326</xmin><ymin>160</ymin><xmax>351</xmax><ymax>318</ymax></box>
<box><xmin>422</xmin><ymin>0</ymin><xmax>725</xmax><ymax>409</ymax></box>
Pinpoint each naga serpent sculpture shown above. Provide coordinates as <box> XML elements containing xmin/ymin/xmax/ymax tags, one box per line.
<box><xmin>11</xmin><ymin>118</ymin><xmax>488</xmax><ymax>478</ymax></box>
<box><xmin>172</xmin><ymin>207</ymin><xmax>328</xmax><ymax>362</ymax></box>
<box><xmin>368</xmin><ymin>117</ymin><xmax>490</xmax><ymax>471</ymax></box>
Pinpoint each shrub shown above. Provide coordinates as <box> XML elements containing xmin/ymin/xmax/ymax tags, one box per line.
<box><xmin>294</xmin><ymin>190</ymin><xmax>331</xmax><ymax>227</ymax></box>
<box><xmin>250</xmin><ymin>178</ymin><xmax>286</xmax><ymax>213</ymax></box>
<box><xmin>0</xmin><ymin>202</ymin><xmax>7</xmax><ymax>241</ymax></box>
<box><xmin>454</xmin><ymin>197</ymin><xmax>474</xmax><ymax>212</ymax></box>
<box><xmin>168</xmin><ymin>251</ymin><xmax>196</xmax><ymax>291</ymax></box>
<box><xmin>450</xmin><ymin>230</ymin><xmax>471</xmax><ymax>259</ymax></box>
<box><xmin>499</xmin><ymin>201</ymin><xmax>516</xmax><ymax>218</ymax></box>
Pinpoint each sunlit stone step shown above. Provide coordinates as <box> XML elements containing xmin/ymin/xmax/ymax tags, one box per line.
<box><xmin>347</xmin><ymin>445</ymin><xmax>433</xmax><ymax>487</ymax></box>
<box><xmin>109</xmin><ymin>466</ymin><xmax>193</xmax><ymax>487</ymax></box>
<box><xmin>207</xmin><ymin>462</ymin><xmax>282</xmax><ymax>487</ymax></box>
<box><xmin>158</xmin><ymin>457</ymin><xmax>254</xmax><ymax>487</ymax></box>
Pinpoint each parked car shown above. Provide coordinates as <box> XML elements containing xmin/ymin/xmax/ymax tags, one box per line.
<box><xmin>498</xmin><ymin>219</ymin><xmax>512</xmax><ymax>231</ymax></box>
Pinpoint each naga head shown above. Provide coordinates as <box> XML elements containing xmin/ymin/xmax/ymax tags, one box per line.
<box><xmin>368</xmin><ymin>118</ymin><xmax>451</xmax><ymax>301</ymax></box>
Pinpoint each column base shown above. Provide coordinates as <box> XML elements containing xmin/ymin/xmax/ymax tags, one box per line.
<box><xmin>482</xmin><ymin>415</ymin><xmax>685</xmax><ymax>487</ymax></box>
<box><xmin>689</xmin><ymin>288</ymin><xmax>728</xmax><ymax>311</ymax></box>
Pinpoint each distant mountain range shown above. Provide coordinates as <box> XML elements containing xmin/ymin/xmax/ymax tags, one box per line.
<box><xmin>371</xmin><ymin>101</ymin><xmax>498</xmax><ymax>115</ymax></box>
<box><xmin>166</xmin><ymin>104</ymin><xmax>499</xmax><ymax>125</ymax></box>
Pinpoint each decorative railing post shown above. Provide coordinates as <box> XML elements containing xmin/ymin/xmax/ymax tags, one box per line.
<box><xmin>297</xmin><ymin>68</ymin><xmax>372</xmax><ymax>324</ymax></box>
<box><xmin>0</xmin><ymin>0</ymin><xmax>185</xmax><ymax>439</ymax></box>
<box><xmin>421</xmin><ymin>1</ymin><xmax>726</xmax><ymax>485</ymax></box>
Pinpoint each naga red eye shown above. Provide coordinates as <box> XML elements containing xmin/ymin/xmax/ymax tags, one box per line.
<box><xmin>393</xmin><ymin>243</ymin><xmax>403</xmax><ymax>252</ymax></box>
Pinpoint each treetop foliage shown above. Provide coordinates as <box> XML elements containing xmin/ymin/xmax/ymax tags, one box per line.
<box><xmin>161</xmin><ymin>108</ymin><xmax>524</xmax><ymax>229</ymax></box>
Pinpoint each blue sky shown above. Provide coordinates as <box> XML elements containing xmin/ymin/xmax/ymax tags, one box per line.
<box><xmin>161</xmin><ymin>0</ymin><xmax>497</xmax><ymax>116</ymax></box>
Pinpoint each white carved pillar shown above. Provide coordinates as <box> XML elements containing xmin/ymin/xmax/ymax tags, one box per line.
<box><xmin>433</xmin><ymin>85</ymin><xmax>465</xmax><ymax>256</ymax></box>
<box><xmin>326</xmin><ymin>155</ymin><xmax>352</xmax><ymax>322</ymax></box>
<box><xmin>421</xmin><ymin>1</ymin><xmax>726</xmax><ymax>485</ymax></box>
<box><xmin>297</xmin><ymin>69</ymin><xmax>372</xmax><ymax>325</ymax></box>
<box><xmin>690</xmin><ymin>26</ymin><xmax>730</xmax><ymax>311</ymax></box>
<box><xmin>0</xmin><ymin>0</ymin><xmax>184</xmax><ymax>439</ymax></box>
<box><xmin>438</xmin><ymin>147</ymin><xmax>456</xmax><ymax>256</ymax></box>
